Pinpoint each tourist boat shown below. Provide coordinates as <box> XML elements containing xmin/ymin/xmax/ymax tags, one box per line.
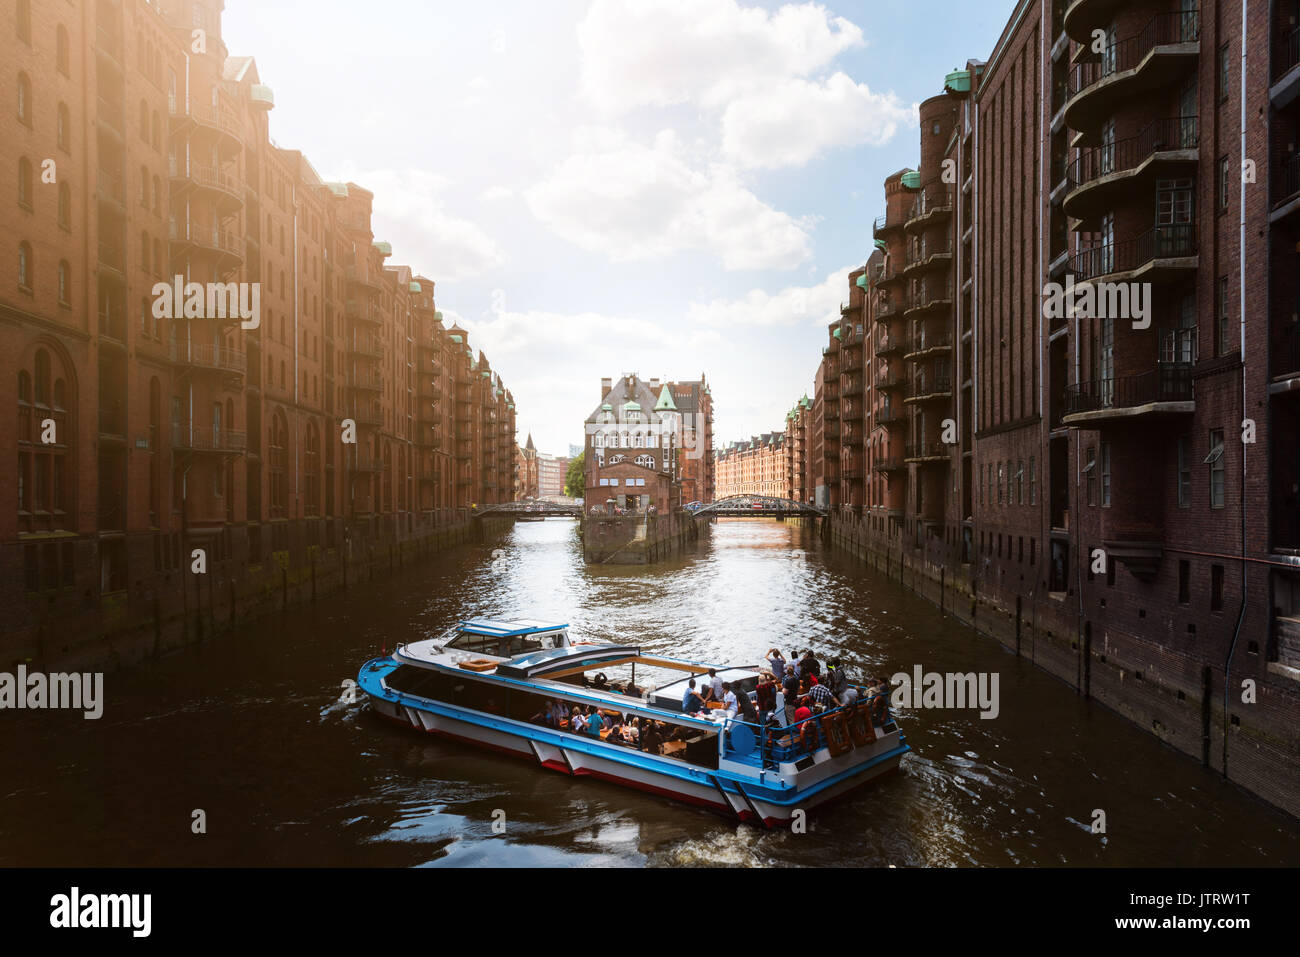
<box><xmin>357</xmin><ymin>619</ymin><xmax>910</xmax><ymax>827</ymax></box>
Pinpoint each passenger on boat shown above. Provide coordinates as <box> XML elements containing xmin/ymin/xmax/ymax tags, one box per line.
<box><xmin>682</xmin><ymin>679</ymin><xmax>705</xmax><ymax>715</ymax></box>
<box><xmin>585</xmin><ymin>706</ymin><xmax>604</xmax><ymax>738</ymax></box>
<box><xmin>641</xmin><ymin>721</ymin><xmax>663</xmax><ymax>755</ymax></box>
<box><xmin>805</xmin><ymin>680</ymin><xmax>840</xmax><ymax>712</ymax></box>
<box><xmin>798</xmin><ymin>649</ymin><xmax>821</xmax><ymax>680</ymax></box>
<box><xmin>570</xmin><ymin>707</ymin><xmax>586</xmax><ymax>733</ymax></box>
<box><xmin>624</xmin><ymin>682</ymin><xmax>642</xmax><ymax>698</ymax></box>
<box><xmin>701</xmin><ymin>668</ymin><xmax>724</xmax><ymax>703</ymax></box>
<box><xmin>592</xmin><ymin>673</ymin><xmax>610</xmax><ymax>691</ymax></box>
<box><xmin>721</xmin><ymin>682</ymin><xmax>738</xmax><ymax>717</ymax></box>
<box><xmin>765</xmin><ymin>648</ymin><xmax>788</xmax><ymax>682</ymax></box>
<box><xmin>755</xmin><ymin>673</ymin><xmax>777</xmax><ymax>715</ymax></box>
<box><xmin>735</xmin><ymin>685</ymin><xmax>760</xmax><ymax>724</ymax></box>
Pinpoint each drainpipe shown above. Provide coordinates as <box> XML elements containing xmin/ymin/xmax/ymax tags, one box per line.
<box><xmin>1222</xmin><ymin>0</ymin><xmax>1251</xmax><ymax>779</ymax></box>
<box><xmin>292</xmin><ymin>183</ymin><xmax>300</xmax><ymax>507</ymax></box>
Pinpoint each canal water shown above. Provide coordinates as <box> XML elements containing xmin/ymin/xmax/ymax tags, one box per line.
<box><xmin>3</xmin><ymin>519</ymin><xmax>1298</xmax><ymax>867</ymax></box>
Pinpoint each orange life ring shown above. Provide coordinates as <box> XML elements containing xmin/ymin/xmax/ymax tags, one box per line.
<box><xmin>457</xmin><ymin>659</ymin><xmax>497</xmax><ymax>672</ymax></box>
<box><xmin>799</xmin><ymin>720</ymin><xmax>818</xmax><ymax>754</ymax></box>
<box><xmin>820</xmin><ymin>713</ymin><xmax>852</xmax><ymax>757</ymax></box>
<box><xmin>848</xmin><ymin>702</ymin><xmax>877</xmax><ymax>746</ymax></box>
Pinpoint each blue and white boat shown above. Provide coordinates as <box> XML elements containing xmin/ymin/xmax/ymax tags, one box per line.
<box><xmin>357</xmin><ymin>619</ymin><xmax>909</xmax><ymax>828</ymax></box>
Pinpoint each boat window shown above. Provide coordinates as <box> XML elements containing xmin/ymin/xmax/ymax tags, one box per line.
<box><xmin>385</xmin><ymin>665</ymin><xmax>453</xmax><ymax>700</ymax></box>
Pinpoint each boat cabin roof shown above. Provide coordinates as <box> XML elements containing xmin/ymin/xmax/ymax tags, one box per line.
<box><xmin>456</xmin><ymin>618</ymin><xmax>570</xmax><ymax>638</ymax></box>
<box><xmin>495</xmin><ymin>644</ymin><xmax>641</xmax><ymax>680</ymax></box>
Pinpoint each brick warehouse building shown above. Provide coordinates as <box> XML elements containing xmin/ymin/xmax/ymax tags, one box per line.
<box><xmin>750</xmin><ymin>0</ymin><xmax>1300</xmax><ymax>816</ymax></box>
<box><xmin>3</xmin><ymin>0</ymin><xmax>517</xmax><ymax>661</ymax></box>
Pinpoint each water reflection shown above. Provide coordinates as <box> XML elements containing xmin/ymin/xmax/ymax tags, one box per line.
<box><xmin>0</xmin><ymin>517</ymin><xmax>1297</xmax><ymax>867</ymax></box>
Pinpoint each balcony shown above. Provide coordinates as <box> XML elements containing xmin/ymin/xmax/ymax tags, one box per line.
<box><xmin>842</xmin><ymin>375</ymin><xmax>866</xmax><ymax>395</ymax></box>
<box><xmin>1065</xmin><ymin>116</ymin><xmax>1198</xmax><ymax>223</ymax></box>
<box><xmin>345</xmin><ymin>266</ymin><xmax>383</xmax><ymax>293</ymax></box>
<box><xmin>351</xmin><ymin>406</ymin><xmax>383</xmax><ymax>427</ymax></box>
<box><xmin>824</xmin><ymin>404</ymin><xmax>841</xmax><ymax>421</ymax></box>
<box><xmin>876</xmin><ymin>334</ymin><xmax>907</xmax><ymax>358</ymax></box>
<box><xmin>876</xmin><ymin>406</ymin><xmax>905</xmax><ymax>427</ymax></box>
<box><xmin>418</xmin><ymin>376</ymin><xmax>442</xmax><ymax>398</ymax></box>
<box><xmin>170</xmin><ymin>100</ymin><xmax>242</xmax><ymax>155</ymax></box>
<box><xmin>1272</xmin><ymin>325</ymin><xmax>1300</xmax><ymax>392</ymax></box>
<box><xmin>1066</xmin><ymin>11</ymin><xmax>1201</xmax><ymax>136</ymax></box>
<box><xmin>904</xmin><ymin>283</ymin><xmax>953</xmax><ymax>318</ymax></box>
<box><xmin>874</xmin><ymin>456</ymin><xmax>907</xmax><ymax>474</ymax></box>
<box><xmin>348</xmin><ymin>336</ymin><xmax>384</xmax><ymax>359</ymax></box>
<box><xmin>1070</xmin><ymin>223</ymin><xmax>1197</xmax><ymax>283</ymax></box>
<box><xmin>1274</xmin><ymin>26</ymin><xmax>1300</xmax><ymax>99</ymax></box>
<box><xmin>170</xmin><ymin>162</ymin><xmax>243</xmax><ymax>215</ymax></box>
<box><xmin>842</xmin><ymin>427</ymin><xmax>865</xmax><ymax>447</ymax></box>
<box><xmin>352</xmin><ymin>449</ymin><xmax>384</xmax><ymax>472</ymax></box>
<box><xmin>169</xmin><ymin>341</ymin><xmax>247</xmax><ymax>377</ymax></box>
<box><xmin>349</xmin><ymin>369</ymin><xmax>384</xmax><ymax>393</ymax></box>
<box><xmin>877</xmin><ymin>266</ymin><xmax>904</xmax><ymax>288</ymax></box>
<box><xmin>873</xmin><ymin>212</ymin><xmax>905</xmax><ymax>240</ymax></box>
<box><xmin>1274</xmin><ymin>151</ymin><xmax>1300</xmax><ymax>218</ymax></box>
<box><xmin>905</xmin><ymin>331</ymin><xmax>954</xmax><ymax>360</ymax></box>
<box><xmin>96</xmin><ymin>170</ymin><xmax>126</xmax><ymax>211</ymax></box>
<box><xmin>169</xmin><ymin>219</ymin><xmax>244</xmax><ymax>269</ymax></box>
<box><xmin>171</xmin><ymin>425</ymin><xmax>247</xmax><ymax>454</ymax></box>
<box><xmin>905</xmin><ymin>442</ymin><xmax>951</xmax><ymax>464</ymax></box>
<box><xmin>876</xmin><ymin>296</ymin><xmax>906</xmax><ymax>324</ymax></box>
<box><xmin>97</xmin><ymin>242</ymin><xmax>126</xmax><ymax>281</ymax></box>
<box><xmin>345</xmin><ymin>299</ymin><xmax>383</xmax><ymax>325</ymax></box>
<box><xmin>1063</xmin><ymin>364</ymin><xmax>1194</xmax><ymax>425</ymax></box>
<box><xmin>904</xmin><ymin>375</ymin><xmax>954</xmax><ymax>404</ymax></box>
<box><xmin>904</xmin><ymin>188</ymin><xmax>953</xmax><ymax>233</ymax></box>
<box><xmin>903</xmin><ymin>245</ymin><xmax>953</xmax><ymax>277</ymax></box>
<box><xmin>878</xmin><ymin>372</ymin><xmax>907</xmax><ymax>393</ymax></box>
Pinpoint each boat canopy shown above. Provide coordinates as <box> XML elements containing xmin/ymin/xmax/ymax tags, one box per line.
<box><xmin>456</xmin><ymin>619</ymin><xmax>569</xmax><ymax>638</ymax></box>
<box><xmin>495</xmin><ymin>644</ymin><xmax>641</xmax><ymax>680</ymax></box>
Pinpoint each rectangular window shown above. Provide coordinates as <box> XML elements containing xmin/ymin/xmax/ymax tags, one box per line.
<box><xmin>1084</xmin><ymin>447</ymin><xmax>1096</xmax><ymax>506</ymax></box>
<box><xmin>1217</xmin><ymin>276</ymin><xmax>1233</xmax><ymax>356</ymax></box>
<box><xmin>1218</xmin><ymin>44</ymin><xmax>1230</xmax><ymax>102</ymax></box>
<box><xmin>1029</xmin><ymin>456</ymin><xmax>1036</xmax><ymax>506</ymax></box>
<box><xmin>1211</xmin><ymin>564</ymin><xmax>1224</xmax><ymax>612</ymax></box>
<box><xmin>1178</xmin><ymin>560</ymin><xmax>1190</xmax><ymax>604</ymax></box>
<box><xmin>1177</xmin><ymin>436</ymin><xmax>1191</xmax><ymax>507</ymax></box>
<box><xmin>1219</xmin><ymin>156</ymin><xmax>1231</xmax><ymax>211</ymax></box>
<box><xmin>1207</xmin><ymin>429</ymin><xmax>1225</xmax><ymax>508</ymax></box>
<box><xmin>1100</xmin><ymin>443</ymin><xmax>1111</xmax><ymax>507</ymax></box>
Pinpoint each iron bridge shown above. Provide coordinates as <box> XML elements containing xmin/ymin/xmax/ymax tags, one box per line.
<box><xmin>690</xmin><ymin>496</ymin><xmax>827</xmax><ymax>518</ymax></box>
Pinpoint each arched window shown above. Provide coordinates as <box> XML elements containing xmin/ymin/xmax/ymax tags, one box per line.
<box><xmin>16</xmin><ymin>0</ymin><xmax>31</xmax><ymax>42</ymax></box>
<box><xmin>636</xmin><ymin>454</ymin><xmax>656</xmax><ymax>469</ymax></box>
<box><xmin>56</xmin><ymin>25</ymin><xmax>69</xmax><ymax>74</ymax></box>
<box><xmin>57</xmin><ymin>260</ymin><xmax>69</xmax><ymax>304</ymax></box>
<box><xmin>18</xmin><ymin>241</ymin><xmax>31</xmax><ymax>289</ymax></box>
<box><xmin>151</xmin><ymin>110</ymin><xmax>160</xmax><ymax>150</ymax></box>
<box><xmin>18</xmin><ymin>156</ymin><xmax>32</xmax><ymax>207</ymax></box>
<box><xmin>139</xmin><ymin>99</ymin><xmax>149</xmax><ymax>141</ymax></box>
<box><xmin>139</xmin><ymin>164</ymin><xmax>148</xmax><ymax>207</ymax></box>
<box><xmin>304</xmin><ymin>423</ymin><xmax>320</xmax><ymax>516</ymax></box>
<box><xmin>152</xmin><ymin>175</ymin><xmax>161</xmax><ymax>214</ymax></box>
<box><xmin>153</xmin><ymin>238</ymin><xmax>162</xmax><ymax>277</ymax></box>
<box><xmin>17</xmin><ymin>73</ymin><xmax>32</xmax><ymax>126</ymax></box>
<box><xmin>57</xmin><ymin>182</ymin><xmax>70</xmax><ymax>228</ymax></box>
<box><xmin>57</xmin><ymin>103</ymin><xmax>69</xmax><ymax>150</ymax></box>
<box><xmin>140</xmin><ymin>230</ymin><xmax>149</xmax><ymax>272</ymax></box>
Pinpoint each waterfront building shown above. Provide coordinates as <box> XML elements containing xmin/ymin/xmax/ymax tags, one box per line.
<box><xmin>517</xmin><ymin>434</ymin><xmax>539</xmax><ymax>500</ymax></box>
<box><xmin>664</xmin><ymin>376</ymin><xmax>715</xmax><ymax>504</ymax></box>
<box><xmin>814</xmin><ymin>0</ymin><xmax>1300</xmax><ymax>816</ymax></box>
<box><xmin>583</xmin><ymin>374</ymin><xmax>689</xmax><ymax>512</ymax></box>
<box><xmin>536</xmin><ymin>452</ymin><xmax>569</xmax><ymax>500</ymax></box>
<box><xmin>715</xmin><ymin>433</ymin><xmax>786</xmax><ymax>499</ymax></box>
<box><xmin>3</xmin><ymin>0</ymin><xmax>517</xmax><ymax>655</ymax></box>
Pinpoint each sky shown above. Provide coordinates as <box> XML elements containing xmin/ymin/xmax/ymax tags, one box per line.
<box><xmin>222</xmin><ymin>0</ymin><xmax>1015</xmax><ymax>458</ymax></box>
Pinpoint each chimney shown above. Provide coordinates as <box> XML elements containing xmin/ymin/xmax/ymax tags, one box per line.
<box><xmin>601</xmin><ymin>377</ymin><xmax>612</xmax><ymax>402</ymax></box>
<box><xmin>650</xmin><ymin>378</ymin><xmax>660</xmax><ymax>392</ymax></box>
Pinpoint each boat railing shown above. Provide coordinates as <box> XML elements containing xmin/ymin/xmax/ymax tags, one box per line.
<box><xmin>720</xmin><ymin>685</ymin><xmax>894</xmax><ymax>766</ymax></box>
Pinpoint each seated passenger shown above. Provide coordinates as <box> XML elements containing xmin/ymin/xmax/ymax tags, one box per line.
<box><xmin>721</xmin><ymin>682</ymin><xmax>738</xmax><ymax>717</ymax></box>
<box><xmin>641</xmin><ymin>721</ymin><xmax>663</xmax><ymax>755</ymax></box>
<box><xmin>682</xmin><ymin>679</ymin><xmax>705</xmax><ymax>715</ymax></box>
<box><xmin>592</xmin><ymin>673</ymin><xmax>609</xmax><ymax>691</ymax></box>
<box><xmin>735</xmin><ymin>686</ymin><xmax>760</xmax><ymax>724</ymax></box>
<box><xmin>569</xmin><ymin>706</ymin><xmax>586</xmax><ymax>733</ymax></box>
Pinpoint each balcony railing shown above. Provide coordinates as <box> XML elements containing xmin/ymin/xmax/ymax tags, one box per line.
<box><xmin>1277</xmin><ymin>152</ymin><xmax>1300</xmax><ymax>207</ymax></box>
<box><xmin>905</xmin><ymin>442</ymin><xmax>949</xmax><ymax>461</ymax></box>
<box><xmin>1065</xmin><ymin>364</ymin><xmax>1193</xmax><ymax>415</ymax></box>
<box><xmin>1277</xmin><ymin>27</ymin><xmax>1300</xmax><ymax>80</ymax></box>
<box><xmin>169</xmin><ymin>341</ymin><xmax>247</xmax><ymax>374</ymax></box>
<box><xmin>908</xmin><ymin>331</ymin><xmax>953</xmax><ymax>355</ymax></box>
<box><xmin>907</xmin><ymin>374</ymin><xmax>954</xmax><ymax>398</ymax></box>
<box><xmin>172</xmin><ymin>425</ymin><xmax>247</xmax><ymax>453</ymax></box>
<box><xmin>1068</xmin><ymin>11</ymin><xmax>1201</xmax><ymax>100</ymax></box>
<box><xmin>1067</xmin><ymin>116</ymin><xmax>1198</xmax><ymax>190</ymax></box>
<box><xmin>1071</xmin><ymin>223</ymin><xmax>1197</xmax><ymax>280</ymax></box>
<box><xmin>905</xmin><ymin>187</ymin><xmax>953</xmax><ymax>228</ymax></box>
<box><xmin>169</xmin><ymin>219</ymin><xmax>244</xmax><ymax>259</ymax></box>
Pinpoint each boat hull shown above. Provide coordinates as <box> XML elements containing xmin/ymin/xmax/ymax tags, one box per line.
<box><xmin>365</xmin><ymin>689</ymin><xmax>907</xmax><ymax>827</ymax></box>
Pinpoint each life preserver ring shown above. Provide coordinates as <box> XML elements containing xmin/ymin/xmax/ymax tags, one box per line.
<box><xmin>799</xmin><ymin>720</ymin><xmax>818</xmax><ymax>754</ymax></box>
<box><xmin>458</xmin><ymin>658</ymin><xmax>497</xmax><ymax>672</ymax></box>
<box><xmin>821</xmin><ymin>712</ymin><xmax>852</xmax><ymax>757</ymax></box>
<box><xmin>848</xmin><ymin>702</ymin><xmax>877</xmax><ymax>746</ymax></box>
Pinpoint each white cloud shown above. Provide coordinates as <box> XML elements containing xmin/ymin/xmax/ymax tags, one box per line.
<box><xmin>480</xmin><ymin>185</ymin><xmax>515</xmax><ymax>202</ymax></box>
<box><xmin>524</xmin><ymin>127</ymin><xmax>811</xmax><ymax>270</ymax></box>
<box><xmin>578</xmin><ymin>0</ymin><xmax>863</xmax><ymax>113</ymax></box>
<box><xmin>327</xmin><ymin>168</ymin><xmax>506</xmax><ymax>283</ymax></box>
<box><xmin>722</xmin><ymin>73</ymin><xmax>917</xmax><ymax>169</ymax></box>
<box><xmin>687</xmin><ymin>264</ymin><xmax>858</xmax><ymax>328</ymax></box>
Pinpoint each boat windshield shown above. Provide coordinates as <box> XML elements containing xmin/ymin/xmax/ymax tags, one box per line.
<box><xmin>445</xmin><ymin>629</ymin><xmax>563</xmax><ymax>658</ymax></box>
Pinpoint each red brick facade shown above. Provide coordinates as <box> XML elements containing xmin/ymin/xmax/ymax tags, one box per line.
<box><xmin>3</xmin><ymin>0</ymin><xmax>517</xmax><ymax>648</ymax></box>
